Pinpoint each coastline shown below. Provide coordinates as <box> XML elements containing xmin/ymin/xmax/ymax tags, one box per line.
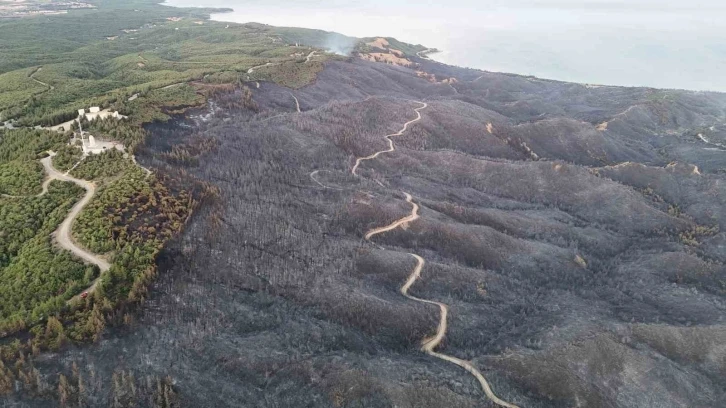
<box><xmin>162</xmin><ymin>0</ymin><xmax>454</xmax><ymax>68</ymax></box>
<box><xmin>162</xmin><ymin>1</ymin><xmax>725</xmax><ymax>93</ymax></box>
<box><xmin>415</xmin><ymin>48</ymin><xmax>440</xmax><ymax>59</ymax></box>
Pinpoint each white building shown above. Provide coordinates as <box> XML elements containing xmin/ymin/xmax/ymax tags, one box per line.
<box><xmin>81</xmin><ymin>134</ymin><xmax>125</xmax><ymax>155</ymax></box>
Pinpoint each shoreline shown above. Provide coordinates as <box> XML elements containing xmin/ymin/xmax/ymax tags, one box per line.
<box><xmin>162</xmin><ymin>0</ymin><xmax>451</xmax><ymax>66</ymax></box>
<box><xmin>161</xmin><ymin>1</ymin><xmax>725</xmax><ymax>94</ymax></box>
<box><xmin>415</xmin><ymin>48</ymin><xmax>441</xmax><ymax>59</ymax></box>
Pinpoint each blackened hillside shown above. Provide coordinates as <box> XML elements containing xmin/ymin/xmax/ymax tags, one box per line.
<box><xmin>22</xmin><ymin>57</ymin><xmax>726</xmax><ymax>407</ymax></box>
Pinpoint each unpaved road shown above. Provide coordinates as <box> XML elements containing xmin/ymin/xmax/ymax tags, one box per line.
<box><xmin>353</xmin><ymin>103</ymin><xmax>518</xmax><ymax>407</ymax></box>
<box><xmin>161</xmin><ymin>82</ymin><xmax>184</xmax><ymax>90</ymax></box>
<box><xmin>402</xmin><ymin>254</ymin><xmax>520</xmax><ymax>408</ymax></box>
<box><xmin>596</xmin><ymin>105</ymin><xmax>640</xmax><ymax>131</ymax></box>
<box><xmin>309</xmin><ymin>170</ymin><xmax>327</xmax><ymax>188</ymax></box>
<box><xmin>1</xmin><ymin>172</ymin><xmax>54</xmax><ymax>199</ymax></box>
<box><xmin>697</xmin><ymin>132</ymin><xmax>726</xmax><ymax>151</ymax></box>
<box><xmin>5</xmin><ymin>150</ymin><xmax>147</xmax><ymax>300</ymax></box>
<box><xmin>364</xmin><ymin>192</ymin><xmax>419</xmax><ymax>239</ymax></box>
<box><xmin>41</xmin><ymin>153</ymin><xmax>111</xmax><ymax>274</ymax></box>
<box><xmin>30</xmin><ymin>67</ymin><xmax>55</xmax><ymax>91</ymax></box>
<box><xmin>309</xmin><ymin>169</ymin><xmax>342</xmax><ymax>190</ymax></box>
<box><xmin>364</xmin><ymin>194</ymin><xmax>519</xmax><ymax>408</ymax></box>
<box><xmin>291</xmin><ymin>93</ymin><xmax>301</xmax><ymax>113</ymax></box>
<box><xmin>132</xmin><ymin>155</ymin><xmax>153</xmax><ymax>178</ymax></box>
<box><xmin>247</xmin><ymin>62</ymin><xmax>278</xmax><ymax>74</ymax></box>
<box><xmin>249</xmin><ymin>51</ymin><xmax>317</xmax><ymax>75</ymax></box>
<box><xmin>351</xmin><ymin>101</ymin><xmax>427</xmax><ymax>175</ymax></box>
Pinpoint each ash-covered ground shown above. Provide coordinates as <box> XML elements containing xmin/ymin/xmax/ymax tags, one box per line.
<box><xmin>13</xmin><ymin>57</ymin><xmax>726</xmax><ymax>407</ymax></box>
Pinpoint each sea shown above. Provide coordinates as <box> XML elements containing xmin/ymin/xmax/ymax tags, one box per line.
<box><xmin>165</xmin><ymin>0</ymin><xmax>726</xmax><ymax>92</ymax></box>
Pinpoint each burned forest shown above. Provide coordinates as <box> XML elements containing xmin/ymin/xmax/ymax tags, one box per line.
<box><xmin>6</xmin><ymin>53</ymin><xmax>726</xmax><ymax>407</ymax></box>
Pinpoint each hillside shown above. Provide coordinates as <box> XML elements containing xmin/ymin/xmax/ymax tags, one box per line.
<box><xmin>126</xmin><ymin>59</ymin><xmax>725</xmax><ymax>408</ymax></box>
<box><xmin>1</xmin><ymin>1</ymin><xmax>726</xmax><ymax>407</ymax></box>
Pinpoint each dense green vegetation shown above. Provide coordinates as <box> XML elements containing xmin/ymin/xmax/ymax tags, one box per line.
<box><xmin>73</xmin><ymin>164</ymin><xmax>191</xmax><ymax>254</ymax></box>
<box><xmin>0</xmin><ymin>0</ymin><xmax>324</xmax><ymax>370</ymax></box>
<box><xmin>255</xmin><ymin>60</ymin><xmax>326</xmax><ymax>89</ymax></box>
<box><xmin>114</xmin><ymin>84</ymin><xmax>207</xmax><ymax>126</ymax></box>
<box><xmin>70</xmin><ymin>149</ymin><xmax>133</xmax><ymax>180</ymax></box>
<box><xmin>0</xmin><ymin>159</ymin><xmax>43</xmax><ymax>196</ymax></box>
<box><xmin>0</xmin><ymin>128</ymin><xmax>65</xmax><ymax>163</ymax></box>
<box><xmin>0</xmin><ymin>1</ymin><xmax>207</xmax><ymax>345</ymax></box>
<box><xmin>84</xmin><ymin>116</ymin><xmax>146</xmax><ymax>149</ymax></box>
<box><xmin>0</xmin><ymin>0</ymin><xmax>329</xmax><ymax>128</ymax></box>
<box><xmin>0</xmin><ymin>0</ymin><xmax>334</xmax><ymax>402</ymax></box>
<box><xmin>0</xmin><ymin>0</ymin><xmax>224</xmax><ymax>73</ymax></box>
<box><xmin>0</xmin><ymin>128</ymin><xmax>70</xmax><ymax>195</ymax></box>
<box><xmin>0</xmin><ymin>181</ymin><xmax>91</xmax><ymax>335</ymax></box>
<box><xmin>0</xmin><ymin>127</ymin><xmax>93</xmax><ymax>333</ymax></box>
<box><xmin>0</xmin><ymin>125</ymin><xmax>197</xmax><ymax>343</ymax></box>
<box><xmin>51</xmin><ymin>142</ymin><xmax>83</xmax><ymax>172</ymax></box>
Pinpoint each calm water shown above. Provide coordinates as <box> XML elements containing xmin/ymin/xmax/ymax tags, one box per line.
<box><xmin>165</xmin><ymin>0</ymin><xmax>726</xmax><ymax>92</ymax></box>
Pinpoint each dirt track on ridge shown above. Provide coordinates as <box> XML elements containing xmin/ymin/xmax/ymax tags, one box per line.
<box><xmin>363</xmin><ymin>194</ymin><xmax>519</xmax><ymax>408</ymax></box>
<box><xmin>352</xmin><ymin>101</ymin><xmax>519</xmax><ymax>407</ymax></box>
<box><xmin>351</xmin><ymin>101</ymin><xmax>427</xmax><ymax>176</ymax></box>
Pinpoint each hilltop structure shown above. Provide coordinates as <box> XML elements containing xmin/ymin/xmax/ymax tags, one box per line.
<box><xmin>80</xmin><ymin>134</ymin><xmax>124</xmax><ymax>155</ymax></box>
<box><xmin>72</xmin><ymin>107</ymin><xmax>125</xmax><ymax>155</ymax></box>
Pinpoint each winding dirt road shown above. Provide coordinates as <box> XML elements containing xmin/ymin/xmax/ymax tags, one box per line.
<box><xmin>2</xmin><ymin>153</ymin><xmax>109</xmax><ymax>298</ymax></box>
<box><xmin>352</xmin><ymin>101</ymin><xmax>519</xmax><ymax>407</ymax></box>
<box><xmin>351</xmin><ymin>101</ymin><xmax>427</xmax><ymax>176</ymax></box>
<box><xmin>291</xmin><ymin>93</ymin><xmax>301</xmax><ymax>113</ymax></box>
<box><xmin>1</xmin><ymin>173</ymin><xmax>54</xmax><ymax>199</ymax></box>
<box><xmin>132</xmin><ymin>155</ymin><xmax>153</xmax><ymax>178</ymax></box>
<box><xmin>247</xmin><ymin>62</ymin><xmax>278</xmax><ymax>74</ymax></box>
<box><xmin>30</xmin><ymin>67</ymin><xmax>55</xmax><ymax>91</ymax></box>
<box><xmin>42</xmin><ymin>150</ymin><xmax>149</xmax><ymax>299</ymax></box>
<box><xmin>697</xmin><ymin>132</ymin><xmax>726</xmax><ymax>151</ymax></box>
<box><xmin>309</xmin><ymin>169</ymin><xmax>343</xmax><ymax>190</ymax></box>
<box><xmin>41</xmin><ymin>154</ymin><xmax>111</xmax><ymax>274</ymax></box>
<box><xmin>161</xmin><ymin>82</ymin><xmax>184</xmax><ymax>90</ymax></box>
<box><xmin>402</xmin><ymin>254</ymin><xmax>520</xmax><ymax>408</ymax></box>
<box><xmin>1</xmin><ymin>153</ymin><xmax>112</xmax><ymax>297</ymax></box>
<box><xmin>364</xmin><ymin>192</ymin><xmax>419</xmax><ymax>239</ymax></box>
<box><xmin>364</xmin><ymin>195</ymin><xmax>519</xmax><ymax>408</ymax></box>
<box><xmin>596</xmin><ymin>105</ymin><xmax>640</xmax><ymax>131</ymax></box>
<box><xmin>309</xmin><ymin>170</ymin><xmax>327</xmax><ymax>188</ymax></box>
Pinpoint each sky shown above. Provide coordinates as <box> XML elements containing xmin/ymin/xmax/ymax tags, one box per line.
<box><xmin>165</xmin><ymin>0</ymin><xmax>726</xmax><ymax>91</ymax></box>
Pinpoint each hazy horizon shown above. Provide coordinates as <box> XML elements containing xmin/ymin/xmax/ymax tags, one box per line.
<box><xmin>165</xmin><ymin>0</ymin><xmax>726</xmax><ymax>92</ymax></box>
